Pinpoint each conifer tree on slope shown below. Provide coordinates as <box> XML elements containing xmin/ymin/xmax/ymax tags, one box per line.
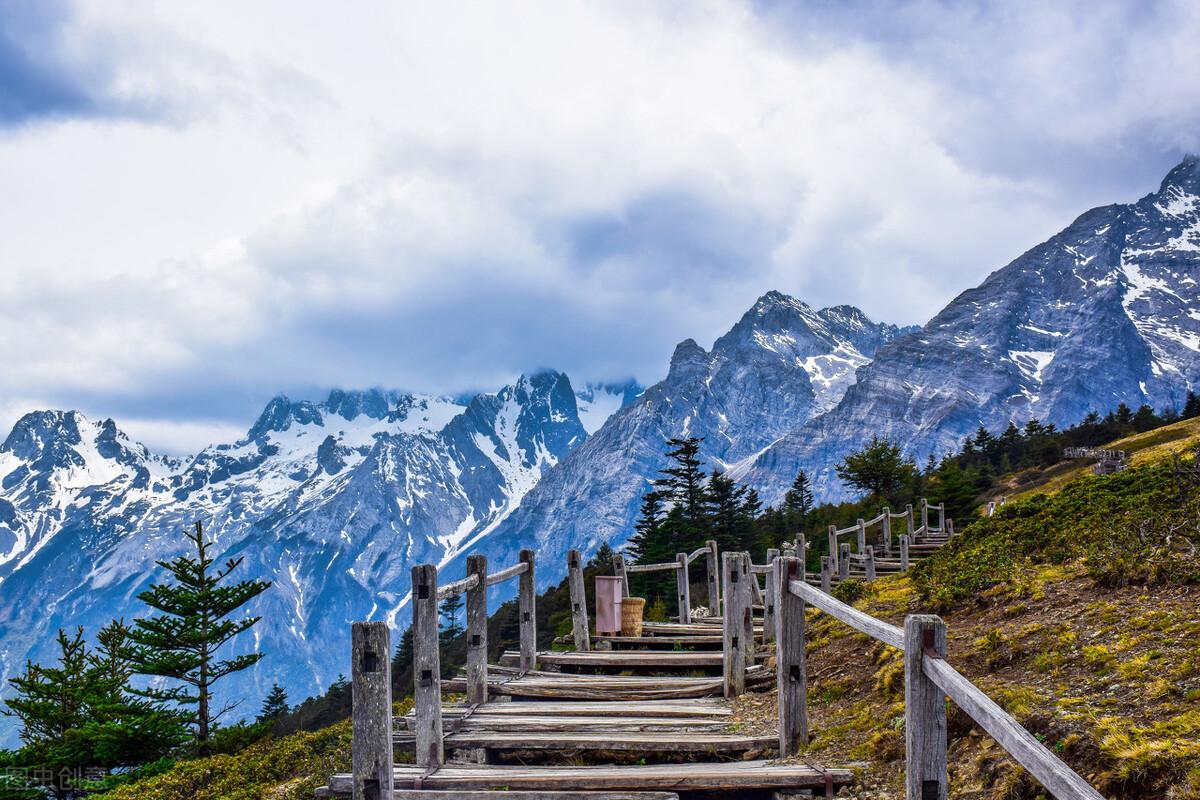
<box><xmin>128</xmin><ymin>521</ymin><xmax>271</xmax><ymax>754</ymax></box>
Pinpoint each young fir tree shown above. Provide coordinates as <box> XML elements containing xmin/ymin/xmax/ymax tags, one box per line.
<box><xmin>4</xmin><ymin>628</ymin><xmax>94</xmax><ymax>799</ymax></box>
<box><xmin>706</xmin><ymin>470</ymin><xmax>748</xmax><ymax>552</ymax></box>
<box><xmin>128</xmin><ymin>521</ymin><xmax>271</xmax><ymax>754</ymax></box>
<box><xmin>653</xmin><ymin>437</ymin><xmax>709</xmax><ymax>532</ymax></box>
<box><xmin>85</xmin><ymin>620</ymin><xmax>189</xmax><ymax>768</ymax></box>
<box><xmin>439</xmin><ymin>593</ymin><xmax>464</xmax><ymax>645</ymax></box>
<box><xmin>258</xmin><ymin>683</ymin><xmax>289</xmax><ymax>723</ymax></box>
<box><xmin>1185</xmin><ymin>391</ymin><xmax>1200</xmax><ymax>419</ymax></box>
<box><xmin>627</xmin><ymin>490</ymin><xmax>667</xmax><ymax>563</ymax></box>
<box><xmin>782</xmin><ymin>470</ymin><xmax>814</xmax><ymax>532</ymax></box>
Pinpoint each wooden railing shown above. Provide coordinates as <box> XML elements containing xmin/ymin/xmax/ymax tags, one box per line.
<box><xmin>612</xmin><ymin>541</ymin><xmax>717</xmax><ymax>623</ymax></box>
<box><xmin>771</xmin><ymin>555</ymin><xmax>1105</xmax><ymax>800</ymax></box>
<box><xmin>353</xmin><ymin>549</ymin><xmax>539</xmax><ymax>783</ymax></box>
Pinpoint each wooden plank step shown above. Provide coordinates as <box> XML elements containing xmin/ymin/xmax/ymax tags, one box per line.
<box><xmin>413</xmin><ymin>699</ymin><xmax>731</xmax><ymax>719</ymax></box>
<box><xmin>318</xmin><ymin>789</ymin><xmax>681</xmax><ymax>799</ymax></box>
<box><xmin>397</xmin><ymin>715</ymin><xmax>733</xmax><ymax>735</ymax></box>
<box><xmin>396</xmin><ymin>730</ymin><xmax>776</xmax><ymax>752</ymax></box>
<box><xmin>327</xmin><ymin>760</ymin><xmax>854</xmax><ymax>793</ymax></box>
<box><xmin>445</xmin><ymin>666</ymin><xmax>772</xmax><ymax>700</ymax></box>
<box><xmin>555</xmin><ymin>634</ymin><xmax>724</xmax><ymax>647</ymax></box>
<box><xmin>640</xmin><ymin>622</ymin><xmax>764</xmax><ymax>635</ymax></box>
<box><xmin>499</xmin><ymin>650</ymin><xmax>723</xmax><ymax>668</ymax></box>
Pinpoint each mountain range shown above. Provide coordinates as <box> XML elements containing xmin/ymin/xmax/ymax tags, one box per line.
<box><xmin>0</xmin><ymin>156</ymin><xmax>1197</xmax><ymax>739</ymax></box>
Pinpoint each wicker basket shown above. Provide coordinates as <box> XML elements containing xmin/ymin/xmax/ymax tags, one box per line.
<box><xmin>620</xmin><ymin>597</ymin><xmax>646</xmax><ymax>636</ymax></box>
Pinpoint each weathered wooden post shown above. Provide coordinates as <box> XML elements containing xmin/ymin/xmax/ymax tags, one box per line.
<box><xmin>774</xmin><ymin>556</ymin><xmax>808</xmax><ymax>756</ymax></box>
<box><xmin>518</xmin><ymin>548</ymin><xmax>537</xmax><ymax>672</ymax></box>
<box><xmin>763</xmin><ymin>547</ymin><xmax>779</xmax><ymax>644</ymax></box>
<box><xmin>839</xmin><ymin>543</ymin><xmax>851</xmax><ymax>581</ymax></box>
<box><xmin>742</xmin><ymin>554</ymin><xmax>756</xmax><ymax>667</ymax></box>
<box><xmin>857</xmin><ymin>518</ymin><xmax>867</xmax><ymax>554</ymax></box>
<box><xmin>900</xmin><ymin>534</ymin><xmax>910</xmax><ymax>571</ymax></box>
<box><xmin>937</xmin><ymin>503</ymin><xmax>945</xmax><ymax>533</ymax></box>
<box><xmin>465</xmin><ymin>554</ymin><xmax>489</xmax><ymax>703</ymax></box>
<box><xmin>676</xmin><ymin>551</ymin><xmax>691</xmax><ymax>624</ymax></box>
<box><xmin>865</xmin><ymin>546</ymin><xmax>877</xmax><ymax>581</ymax></box>
<box><xmin>820</xmin><ymin>555</ymin><xmax>832</xmax><ymax>593</ymax></box>
<box><xmin>920</xmin><ymin>498</ymin><xmax>930</xmax><ymax>534</ymax></box>
<box><xmin>906</xmin><ymin>503</ymin><xmax>915</xmax><ymax>536</ymax></box>
<box><xmin>796</xmin><ymin>533</ymin><xmax>806</xmax><ymax>564</ymax></box>
<box><xmin>566</xmin><ymin>549</ymin><xmax>590</xmax><ymax>652</ymax></box>
<box><xmin>828</xmin><ymin>525</ymin><xmax>839</xmax><ymax>573</ymax></box>
<box><xmin>881</xmin><ymin>508</ymin><xmax>892</xmax><ymax>556</ymax></box>
<box><xmin>905</xmin><ymin>615</ymin><xmax>948</xmax><ymax>800</ymax></box>
<box><xmin>351</xmin><ymin>621</ymin><xmax>393</xmax><ymax>800</ymax></box>
<box><xmin>947</xmin><ymin>519</ymin><xmax>955</xmax><ymax>537</ymax></box>
<box><xmin>411</xmin><ymin>564</ymin><xmax>443</xmax><ymax>769</ymax></box>
<box><xmin>706</xmin><ymin>539</ymin><xmax>720</xmax><ymax>613</ymax></box>
<box><xmin>721</xmin><ymin>552</ymin><xmax>746</xmax><ymax>697</ymax></box>
<box><xmin>613</xmin><ymin>553</ymin><xmax>630</xmax><ymax>599</ymax></box>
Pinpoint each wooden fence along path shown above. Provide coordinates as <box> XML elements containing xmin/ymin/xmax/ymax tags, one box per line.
<box><xmin>322</xmin><ymin>497</ymin><xmax>1108</xmax><ymax>800</ymax></box>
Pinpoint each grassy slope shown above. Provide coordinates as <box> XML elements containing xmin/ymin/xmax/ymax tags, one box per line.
<box><xmin>749</xmin><ymin>432</ymin><xmax>1200</xmax><ymax>799</ymax></box>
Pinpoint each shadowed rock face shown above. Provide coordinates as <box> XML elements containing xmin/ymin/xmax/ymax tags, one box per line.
<box><xmin>0</xmin><ymin>373</ymin><xmax>638</xmax><ymax>744</ymax></box>
<box><xmin>742</xmin><ymin>156</ymin><xmax>1200</xmax><ymax>502</ymax></box>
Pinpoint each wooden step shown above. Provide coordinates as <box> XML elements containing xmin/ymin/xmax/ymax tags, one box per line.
<box><xmin>500</xmin><ymin>650</ymin><xmax>723</xmax><ymax>669</ymax></box>
<box><xmin>318</xmin><ymin>792</ymin><xmax>683</xmax><ymax>800</ymax></box>
<box><xmin>395</xmin><ymin>730</ymin><xmax>776</xmax><ymax>753</ymax></box>
<box><xmin>325</xmin><ymin>760</ymin><xmax>853</xmax><ymax>794</ymax></box>
<box><xmin>409</xmin><ymin>699</ymin><xmax>731</xmax><ymax>721</ymax></box>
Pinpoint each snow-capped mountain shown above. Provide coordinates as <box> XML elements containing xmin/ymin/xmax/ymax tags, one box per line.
<box><xmin>742</xmin><ymin>155</ymin><xmax>1200</xmax><ymax>500</ymax></box>
<box><xmin>473</xmin><ymin>293</ymin><xmax>913</xmax><ymax>574</ymax></box>
<box><xmin>0</xmin><ymin>372</ymin><xmax>636</xmax><ymax>743</ymax></box>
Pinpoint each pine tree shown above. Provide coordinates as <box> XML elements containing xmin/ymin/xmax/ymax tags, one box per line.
<box><xmin>706</xmin><ymin>470</ymin><xmax>747</xmax><ymax>551</ymax></box>
<box><xmin>1185</xmin><ymin>391</ymin><xmax>1200</xmax><ymax>419</ymax></box>
<box><xmin>85</xmin><ymin>620</ymin><xmax>189</xmax><ymax>768</ymax></box>
<box><xmin>653</xmin><ymin>437</ymin><xmax>708</xmax><ymax>527</ymax></box>
<box><xmin>589</xmin><ymin>542</ymin><xmax>616</xmax><ymax>571</ymax></box>
<box><xmin>128</xmin><ymin>521</ymin><xmax>271</xmax><ymax>754</ymax></box>
<box><xmin>782</xmin><ymin>471</ymin><xmax>814</xmax><ymax>522</ymax></box>
<box><xmin>627</xmin><ymin>490</ymin><xmax>667</xmax><ymax>562</ymax></box>
<box><xmin>439</xmin><ymin>593</ymin><xmax>464</xmax><ymax>645</ymax></box>
<box><xmin>834</xmin><ymin>435</ymin><xmax>917</xmax><ymax>503</ymax></box>
<box><xmin>258</xmin><ymin>683</ymin><xmax>289</xmax><ymax>723</ymax></box>
<box><xmin>1114</xmin><ymin>402</ymin><xmax>1134</xmax><ymax>425</ymax></box>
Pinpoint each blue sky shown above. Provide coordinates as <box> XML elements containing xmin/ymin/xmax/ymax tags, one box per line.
<box><xmin>1</xmin><ymin>0</ymin><xmax>1198</xmax><ymax>453</ymax></box>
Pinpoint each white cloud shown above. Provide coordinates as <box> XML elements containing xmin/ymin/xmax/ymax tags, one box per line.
<box><xmin>0</xmin><ymin>0</ymin><xmax>1198</xmax><ymax>452</ymax></box>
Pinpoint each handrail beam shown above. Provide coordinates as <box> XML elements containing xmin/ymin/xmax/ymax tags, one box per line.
<box><xmin>923</xmin><ymin>658</ymin><xmax>1105</xmax><ymax>800</ymax></box>
<box><xmin>436</xmin><ymin>573</ymin><xmax>479</xmax><ymax>599</ymax></box>
<box><xmin>485</xmin><ymin>561</ymin><xmax>528</xmax><ymax>586</ymax></box>
<box><xmin>787</xmin><ymin>579</ymin><xmax>904</xmax><ymax>649</ymax></box>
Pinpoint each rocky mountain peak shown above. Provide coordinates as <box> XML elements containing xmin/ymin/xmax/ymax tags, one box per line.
<box><xmin>1159</xmin><ymin>154</ymin><xmax>1200</xmax><ymax>196</ymax></box>
<box><xmin>666</xmin><ymin>338</ymin><xmax>711</xmax><ymax>383</ymax></box>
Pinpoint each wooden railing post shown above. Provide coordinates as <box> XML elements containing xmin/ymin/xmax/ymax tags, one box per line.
<box><xmin>742</xmin><ymin>554</ymin><xmax>756</xmax><ymax>667</ymax></box>
<box><xmin>881</xmin><ymin>508</ymin><xmax>892</xmax><ymax>556</ymax></box>
<box><xmin>796</xmin><ymin>533</ymin><xmax>806</xmax><ymax>565</ymax></box>
<box><xmin>351</xmin><ymin>621</ymin><xmax>393</xmax><ymax>800</ymax></box>
<box><xmin>865</xmin><ymin>546</ymin><xmax>877</xmax><ymax>581</ymax></box>
<box><xmin>706</xmin><ymin>539</ymin><xmax>720</xmax><ymax>612</ymax></box>
<box><xmin>721</xmin><ymin>552</ymin><xmax>746</xmax><ymax>697</ymax></box>
<box><xmin>411</xmin><ymin>564</ymin><xmax>443</xmax><ymax>769</ymax></box>
<box><xmin>820</xmin><ymin>555</ymin><xmax>832</xmax><ymax>593</ymax></box>
<box><xmin>775</xmin><ymin>556</ymin><xmax>808</xmax><ymax>756</ymax></box>
<box><xmin>920</xmin><ymin>498</ymin><xmax>930</xmax><ymax>533</ymax></box>
<box><xmin>676</xmin><ymin>552</ymin><xmax>691</xmax><ymax>624</ymax></box>
<box><xmin>519</xmin><ymin>549</ymin><xmax>537</xmax><ymax>672</ymax></box>
<box><xmin>465</xmin><ymin>555</ymin><xmax>489</xmax><ymax>703</ymax></box>
<box><xmin>905</xmin><ymin>615</ymin><xmax>948</xmax><ymax>800</ymax></box>
<box><xmin>762</xmin><ymin>548</ymin><xmax>779</xmax><ymax>644</ymax></box>
<box><xmin>566</xmin><ymin>549</ymin><xmax>590</xmax><ymax>652</ymax></box>
<box><xmin>613</xmin><ymin>553</ymin><xmax>630</xmax><ymax>599</ymax></box>
<box><xmin>857</xmin><ymin>518</ymin><xmax>867</xmax><ymax>554</ymax></box>
<box><xmin>839</xmin><ymin>543</ymin><xmax>851</xmax><ymax>581</ymax></box>
<box><xmin>828</xmin><ymin>525</ymin><xmax>838</xmax><ymax>573</ymax></box>
<box><xmin>947</xmin><ymin>519</ymin><xmax>955</xmax><ymax>537</ymax></box>
<box><xmin>906</xmin><ymin>503</ymin><xmax>915</xmax><ymax>536</ymax></box>
<box><xmin>938</xmin><ymin>503</ymin><xmax>945</xmax><ymax>533</ymax></box>
<box><xmin>900</xmin><ymin>534</ymin><xmax>910</xmax><ymax>571</ymax></box>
